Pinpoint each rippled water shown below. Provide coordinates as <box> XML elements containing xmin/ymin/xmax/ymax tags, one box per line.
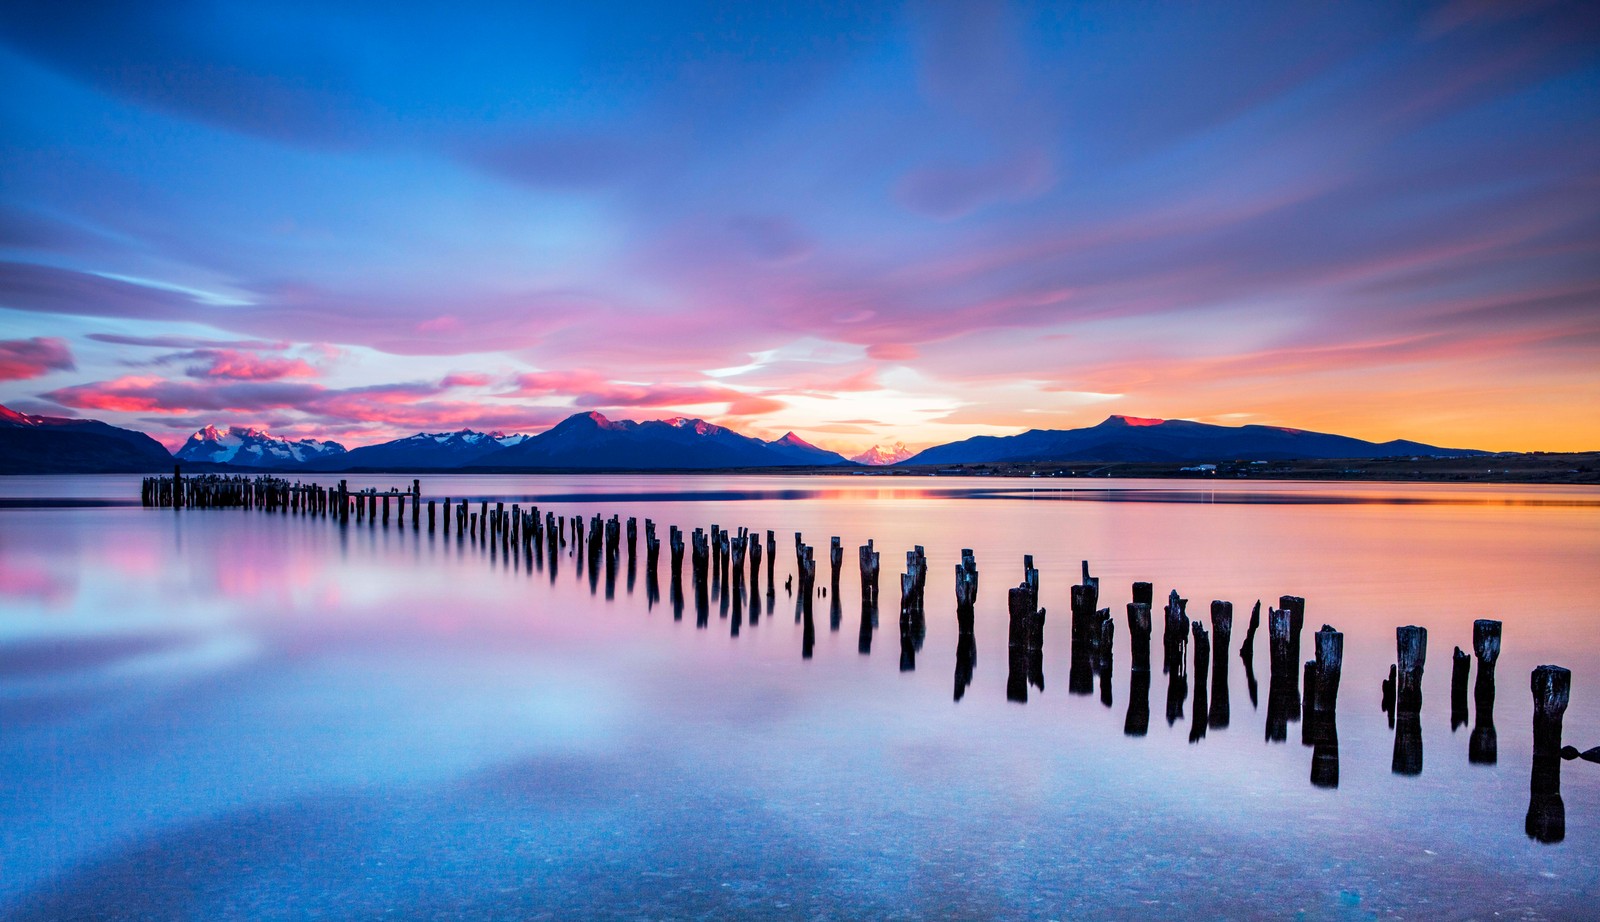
<box><xmin>2</xmin><ymin>474</ymin><xmax>1597</xmax><ymax>919</ymax></box>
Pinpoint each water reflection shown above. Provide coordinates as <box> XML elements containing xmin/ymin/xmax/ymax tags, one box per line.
<box><xmin>4</xmin><ymin>473</ymin><xmax>1600</xmax><ymax>917</ymax></box>
<box><xmin>1125</xmin><ymin>669</ymin><xmax>1152</xmax><ymax>737</ymax></box>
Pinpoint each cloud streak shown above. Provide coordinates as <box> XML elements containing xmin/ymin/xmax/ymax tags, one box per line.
<box><xmin>0</xmin><ymin>336</ymin><xmax>73</xmax><ymax>380</ymax></box>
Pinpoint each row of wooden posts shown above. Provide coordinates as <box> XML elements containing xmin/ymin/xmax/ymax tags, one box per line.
<box><xmin>140</xmin><ymin>472</ymin><xmax>1592</xmax><ymax>841</ymax></box>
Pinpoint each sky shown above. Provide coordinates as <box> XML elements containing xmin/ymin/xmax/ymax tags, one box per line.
<box><xmin>1</xmin><ymin>1</ymin><xmax>1597</xmax><ymax>454</ymax></box>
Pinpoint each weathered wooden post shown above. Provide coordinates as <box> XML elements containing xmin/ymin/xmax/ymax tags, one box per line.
<box><xmin>1451</xmin><ymin>646</ymin><xmax>1471</xmax><ymax>731</ymax></box>
<box><xmin>1097</xmin><ymin>612</ymin><xmax>1115</xmax><ymax>708</ymax></box>
<box><xmin>1127</xmin><ymin>602</ymin><xmax>1153</xmax><ymax>673</ymax></box>
<box><xmin>1190</xmin><ymin>622</ymin><xmax>1210</xmax><ymax>744</ymax></box>
<box><xmin>1069</xmin><ymin>565</ymin><xmax>1100</xmax><ymax>697</ymax></box>
<box><xmin>1527</xmin><ymin>665</ymin><xmax>1571</xmax><ymax>843</ymax></box>
<box><xmin>1163</xmin><ymin>590</ymin><xmax>1189</xmax><ymax>676</ymax></box>
<box><xmin>1210</xmin><ymin>601</ymin><xmax>1233</xmax><ymax>677</ymax></box>
<box><xmin>1208</xmin><ymin>601</ymin><xmax>1233</xmax><ymax>730</ymax></box>
<box><xmin>1279</xmin><ymin>595</ymin><xmax>1305</xmax><ymax>667</ymax></box>
<box><xmin>1531</xmin><ymin>665</ymin><xmax>1571</xmax><ymax>759</ymax></box>
<box><xmin>1006</xmin><ymin>585</ymin><xmax>1034</xmax><ymax>703</ymax></box>
<box><xmin>829</xmin><ymin>536</ymin><xmax>842</xmax><ymax>591</ymax></box>
<box><xmin>1395</xmin><ymin>625</ymin><xmax>1427</xmax><ymax>715</ymax></box>
<box><xmin>1308</xmin><ymin>624</ymin><xmax>1343</xmax><ymax>715</ymax></box>
<box><xmin>954</xmin><ymin>549</ymin><xmax>977</xmax><ymax>632</ymax></box>
<box><xmin>1239</xmin><ymin>599</ymin><xmax>1261</xmax><ymax>660</ymax></box>
<box><xmin>1473</xmin><ymin>619</ymin><xmax>1501</xmax><ymax>709</ymax></box>
<box><xmin>1300</xmin><ymin>624</ymin><xmax>1342</xmax><ymax>786</ymax></box>
<box><xmin>912</xmin><ymin>545</ymin><xmax>928</xmax><ymax>611</ymax></box>
<box><xmin>859</xmin><ymin>540</ymin><xmax>881</xmax><ymax>608</ymax></box>
<box><xmin>1387</xmin><ymin>626</ymin><xmax>1427</xmax><ymax>776</ymax></box>
<box><xmin>730</xmin><ymin>530</ymin><xmax>747</xmax><ymax>598</ymax></box>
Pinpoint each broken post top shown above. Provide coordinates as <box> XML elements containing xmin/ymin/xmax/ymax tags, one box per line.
<box><xmin>1473</xmin><ymin>619</ymin><xmax>1502</xmax><ymax>664</ymax></box>
<box><xmin>1531</xmin><ymin>665</ymin><xmax>1571</xmax><ymax>715</ymax></box>
<box><xmin>1396</xmin><ymin>625</ymin><xmax>1427</xmax><ymax>672</ymax></box>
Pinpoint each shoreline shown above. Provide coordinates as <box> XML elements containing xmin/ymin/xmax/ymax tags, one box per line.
<box><xmin>1</xmin><ymin>451</ymin><xmax>1598</xmax><ymax>486</ymax></box>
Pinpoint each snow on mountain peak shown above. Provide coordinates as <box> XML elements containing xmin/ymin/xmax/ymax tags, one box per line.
<box><xmin>177</xmin><ymin>424</ymin><xmax>346</xmax><ymax>466</ymax></box>
<box><xmin>850</xmin><ymin>442</ymin><xmax>913</xmax><ymax>465</ymax></box>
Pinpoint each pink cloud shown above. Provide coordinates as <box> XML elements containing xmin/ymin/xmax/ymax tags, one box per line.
<box><xmin>186</xmin><ymin>349</ymin><xmax>318</xmax><ymax>381</ymax></box>
<box><xmin>510</xmin><ymin>370</ymin><xmax>786</xmax><ymax>417</ymax></box>
<box><xmin>866</xmin><ymin>343</ymin><xmax>918</xmax><ymax>361</ymax></box>
<box><xmin>42</xmin><ymin>374</ymin><xmax>572</xmax><ymax>446</ymax></box>
<box><xmin>441</xmin><ymin>372</ymin><xmax>492</xmax><ymax>387</ymax></box>
<box><xmin>0</xmin><ymin>336</ymin><xmax>74</xmax><ymax>380</ymax></box>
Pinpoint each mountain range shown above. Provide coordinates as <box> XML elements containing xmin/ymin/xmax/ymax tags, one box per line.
<box><xmin>176</xmin><ymin>425</ymin><xmax>347</xmax><ymax>468</ymax></box>
<box><xmin>851</xmin><ymin>442</ymin><xmax>914</xmax><ymax>466</ymax></box>
<box><xmin>902</xmin><ymin>415</ymin><xmax>1482</xmax><ymax>465</ymax></box>
<box><xmin>468</xmin><ymin>412</ymin><xmax>849</xmax><ymax>470</ymax></box>
<box><xmin>0</xmin><ymin>404</ymin><xmax>1488</xmax><ymax>474</ymax></box>
<box><xmin>305</xmin><ymin>429</ymin><xmax>528</xmax><ymax>470</ymax></box>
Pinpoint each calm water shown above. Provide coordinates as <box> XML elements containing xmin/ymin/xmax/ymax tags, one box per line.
<box><xmin>2</xmin><ymin>474</ymin><xmax>1597</xmax><ymax>920</ymax></box>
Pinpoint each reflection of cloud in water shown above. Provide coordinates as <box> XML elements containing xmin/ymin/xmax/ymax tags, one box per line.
<box><xmin>0</xmin><ymin>559</ymin><xmax>78</xmax><ymax>607</ymax></box>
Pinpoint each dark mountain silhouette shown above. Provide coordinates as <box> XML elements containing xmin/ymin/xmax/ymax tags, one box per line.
<box><xmin>901</xmin><ymin>415</ymin><xmax>1483</xmax><ymax>465</ymax></box>
<box><xmin>0</xmin><ymin>404</ymin><xmax>173</xmax><ymax>473</ymax></box>
<box><xmin>764</xmin><ymin>431</ymin><xmax>843</xmax><ymax>465</ymax></box>
<box><xmin>305</xmin><ymin>429</ymin><xmax>530</xmax><ymax>470</ymax></box>
<box><xmin>470</xmin><ymin>412</ymin><xmax>850</xmax><ymax>469</ymax></box>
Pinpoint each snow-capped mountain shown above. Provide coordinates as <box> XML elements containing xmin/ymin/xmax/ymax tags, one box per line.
<box><xmin>850</xmin><ymin>442</ymin><xmax>913</xmax><ymax>466</ymax></box>
<box><xmin>471</xmin><ymin>412</ymin><xmax>849</xmax><ymax>469</ymax></box>
<box><xmin>176</xmin><ymin>425</ymin><xmax>346</xmax><ymax>468</ymax></box>
<box><xmin>307</xmin><ymin>428</ymin><xmax>530</xmax><ymax>469</ymax></box>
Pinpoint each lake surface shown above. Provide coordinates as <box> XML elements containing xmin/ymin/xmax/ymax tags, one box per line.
<box><xmin>2</xmin><ymin>474</ymin><xmax>1597</xmax><ymax>919</ymax></box>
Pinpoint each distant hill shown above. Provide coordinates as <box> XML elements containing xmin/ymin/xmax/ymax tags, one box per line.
<box><xmin>471</xmin><ymin>412</ymin><xmax>850</xmax><ymax>469</ymax></box>
<box><xmin>0</xmin><ymin>404</ymin><xmax>174</xmax><ymax>473</ymax></box>
<box><xmin>305</xmin><ymin>429</ymin><xmax>529</xmax><ymax>470</ymax></box>
<box><xmin>902</xmin><ymin>415</ymin><xmax>1483</xmax><ymax>465</ymax></box>
<box><xmin>176</xmin><ymin>425</ymin><xmax>346</xmax><ymax>468</ymax></box>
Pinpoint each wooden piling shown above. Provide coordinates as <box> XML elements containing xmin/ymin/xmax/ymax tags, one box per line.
<box><xmin>1473</xmin><ymin>619</ymin><xmax>1501</xmax><ymax>710</ymax></box>
<box><xmin>859</xmin><ymin>540</ymin><xmax>880</xmax><ymax>608</ymax></box>
<box><xmin>1531</xmin><ymin>665</ymin><xmax>1571</xmax><ymax>758</ymax></box>
<box><xmin>1127</xmin><ymin>602</ymin><xmax>1152</xmax><ymax>672</ymax></box>
<box><xmin>1395</xmin><ymin>625</ymin><xmax>1427</xmax><ymax>716</ymax></box>
<box><xmin>1451</xmin><ymin>646</ymin><xmax>1471</xmax><ymax>731</ymax></box>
